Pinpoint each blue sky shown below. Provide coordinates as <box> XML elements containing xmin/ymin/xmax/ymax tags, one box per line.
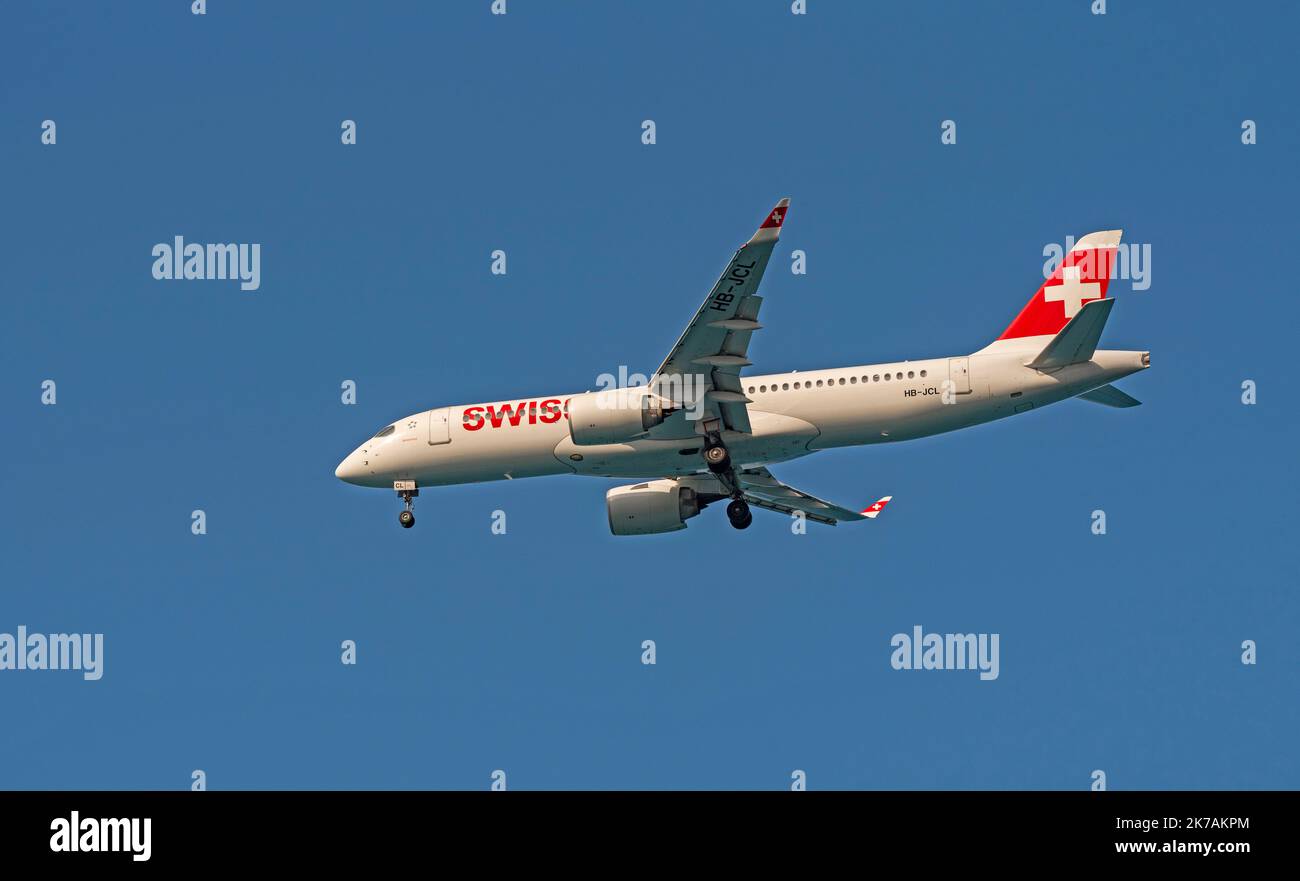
<box><xmin>1</xmin><ymin>0</ymin><xmax>1296</xmax><ymax>790</ymax></box>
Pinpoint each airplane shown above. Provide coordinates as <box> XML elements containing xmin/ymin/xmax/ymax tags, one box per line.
<box><xmin>335</xmin><ymin>199</ymin><xmax>1149</xmax><ymax>534</ymax></box>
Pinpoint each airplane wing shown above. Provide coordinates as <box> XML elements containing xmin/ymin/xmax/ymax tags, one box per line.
<box><xmin>729</xmin><ymin>466</ymin><xmax>890</xmax><ymax>526</ymax></box>
<box><xmin>650</xmin><ymin>199</ymin><xmax>789</xmax><ymax>435</ymax></box>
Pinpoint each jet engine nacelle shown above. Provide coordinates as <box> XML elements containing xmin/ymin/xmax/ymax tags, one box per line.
<box><xmin>606</xmin><ymin>479</ymin><xmax>701</xmax><ymax>535</ymax></box>
<box><xmin>568</xmin><ymin>387</ymin><xmax>672</xmax><ymax>446</ymax></box>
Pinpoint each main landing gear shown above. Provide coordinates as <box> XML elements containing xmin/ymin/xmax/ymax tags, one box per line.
<box><xmin>395</xmin><ymin>480</ymin><xmax>418</xmax><ymax>528</ymax></box>
<box><xmin>726</xmin><ymin>498</ymin><xmax>753</xmax><ymax>530</ymax></box>
<box><xmin>703</xmin><ymin>436</ymin><xmax>751</xmax><ymax>530</ymax></box>
<box><xmin>703</xmin><ymin>442</ymin><xmax>731</xmax><ymax>473</ymax></box>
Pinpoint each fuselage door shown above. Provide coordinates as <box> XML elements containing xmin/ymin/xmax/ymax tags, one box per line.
<box><xmin>948</xmin><ymin>358</ymin><xmax>971</xmax><ymax>394</ymax></box>
<box><xmin>427</xmin><ymin>407</ymin><xmax>451</xmax><ymax>445</ymax></box>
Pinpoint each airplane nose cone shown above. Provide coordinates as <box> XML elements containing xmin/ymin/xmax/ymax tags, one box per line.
<box><xmin>335</xmin><ymin>453</ymin><xmax>362</xmax><ymax>484</ymax></box>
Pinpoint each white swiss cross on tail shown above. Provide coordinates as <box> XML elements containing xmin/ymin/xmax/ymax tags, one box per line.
<box><xmin>1043</xmin><ymin>266</ymin><xmax>1101</xmax><ymax>319</ymax></box>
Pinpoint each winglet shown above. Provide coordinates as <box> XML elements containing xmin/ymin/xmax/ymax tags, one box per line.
<box><xmin>746</xmin><ymin>198</ymin><xmax>790</xmax><ymax>245</ymax></box>
<box><xmin>861</xmin><ymin>496</ymin><xmax>892</xmax><ymax>519</ymax></box>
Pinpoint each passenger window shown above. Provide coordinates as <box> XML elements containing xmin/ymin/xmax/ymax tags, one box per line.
<box><xmin>907</xmin><ymin>371</ymin><xmax>914</xmax><ymax>379</ymax></box>
<box><xmin>782</xmin><ymin>383</ymin><xmax>789</xmax><ymax>390</ymax></box>
<box><xmin>920</xmin><ymin>369</ymin><xmax>927</xmax><ymax>378</ymax></box>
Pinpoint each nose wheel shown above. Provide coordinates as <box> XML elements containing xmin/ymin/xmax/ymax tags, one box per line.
<box><xmin>394</xmin><ymin>480</ymin><xmax>418</xmax><ymax>529</ymax></box>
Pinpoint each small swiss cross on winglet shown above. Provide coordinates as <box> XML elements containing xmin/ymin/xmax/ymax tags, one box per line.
<box><xmin>747</xmin><ymin>197</ymin><xmax>790</xmax><ymax>245</ymax></box>
<box><xmin>861</xmin><ymin>496</ymin><xmax>892</xmax><ymax>519</ymax></box>
<box><xmin>761</xmin><ymin>198</ymin><xmax>790</xmax><ymax>228</ymax></box>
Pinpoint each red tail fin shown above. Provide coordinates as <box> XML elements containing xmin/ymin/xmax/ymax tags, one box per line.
<box><xmin>998</xmin><ymin>230</ymin><xmax>1122</xmax><ymax>340</ymax></box>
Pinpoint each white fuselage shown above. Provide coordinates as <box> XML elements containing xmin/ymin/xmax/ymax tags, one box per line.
<box><xmin>334</xmin><ymin>342</ymin><xmax>1150</xmax><ymax>489</ymax></box>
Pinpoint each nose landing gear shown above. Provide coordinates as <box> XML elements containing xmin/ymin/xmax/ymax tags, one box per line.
<box><xmin>395</xmin><ymin>480</ymin><xmax>418</xmax><ymax>529</ymax></box>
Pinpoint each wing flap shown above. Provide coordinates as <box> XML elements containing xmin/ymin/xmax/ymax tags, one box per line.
<box><xmin>746</xmin><ymin>496</ymin><xmax>841</xmax><ymax>526</ymax></box>
<box><xmin>733</xmin><ymin>467</ymin><xmax>886</xmax><ymax>525</ymax></box>
<box><xmin>678</xmin><ymin>467</ymin><xmax>888</xmax><ymax>526</ymax></box>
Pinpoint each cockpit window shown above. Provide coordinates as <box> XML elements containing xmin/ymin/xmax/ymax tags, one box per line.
<box><xmin>372</xmin><ymin>424</ymin><xmax>397</xmax><ymax>438</ymax></box>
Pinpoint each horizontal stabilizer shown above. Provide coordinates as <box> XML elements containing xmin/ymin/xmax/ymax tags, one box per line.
<box><xmin>1076</xmin><ymin>384</ymin><xmax>1141</xmax><ymax>408</ymax></box>
<box><xmin>1027</xmin><ymin>297</ymin><xmax>1115</xmax><ymax>369</ymax></box>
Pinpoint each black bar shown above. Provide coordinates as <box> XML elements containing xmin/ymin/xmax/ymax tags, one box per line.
<box><xmin>0</xmin><ymin>791</ymin><xmax>1284</xmax><ymax>866</ymax></box>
